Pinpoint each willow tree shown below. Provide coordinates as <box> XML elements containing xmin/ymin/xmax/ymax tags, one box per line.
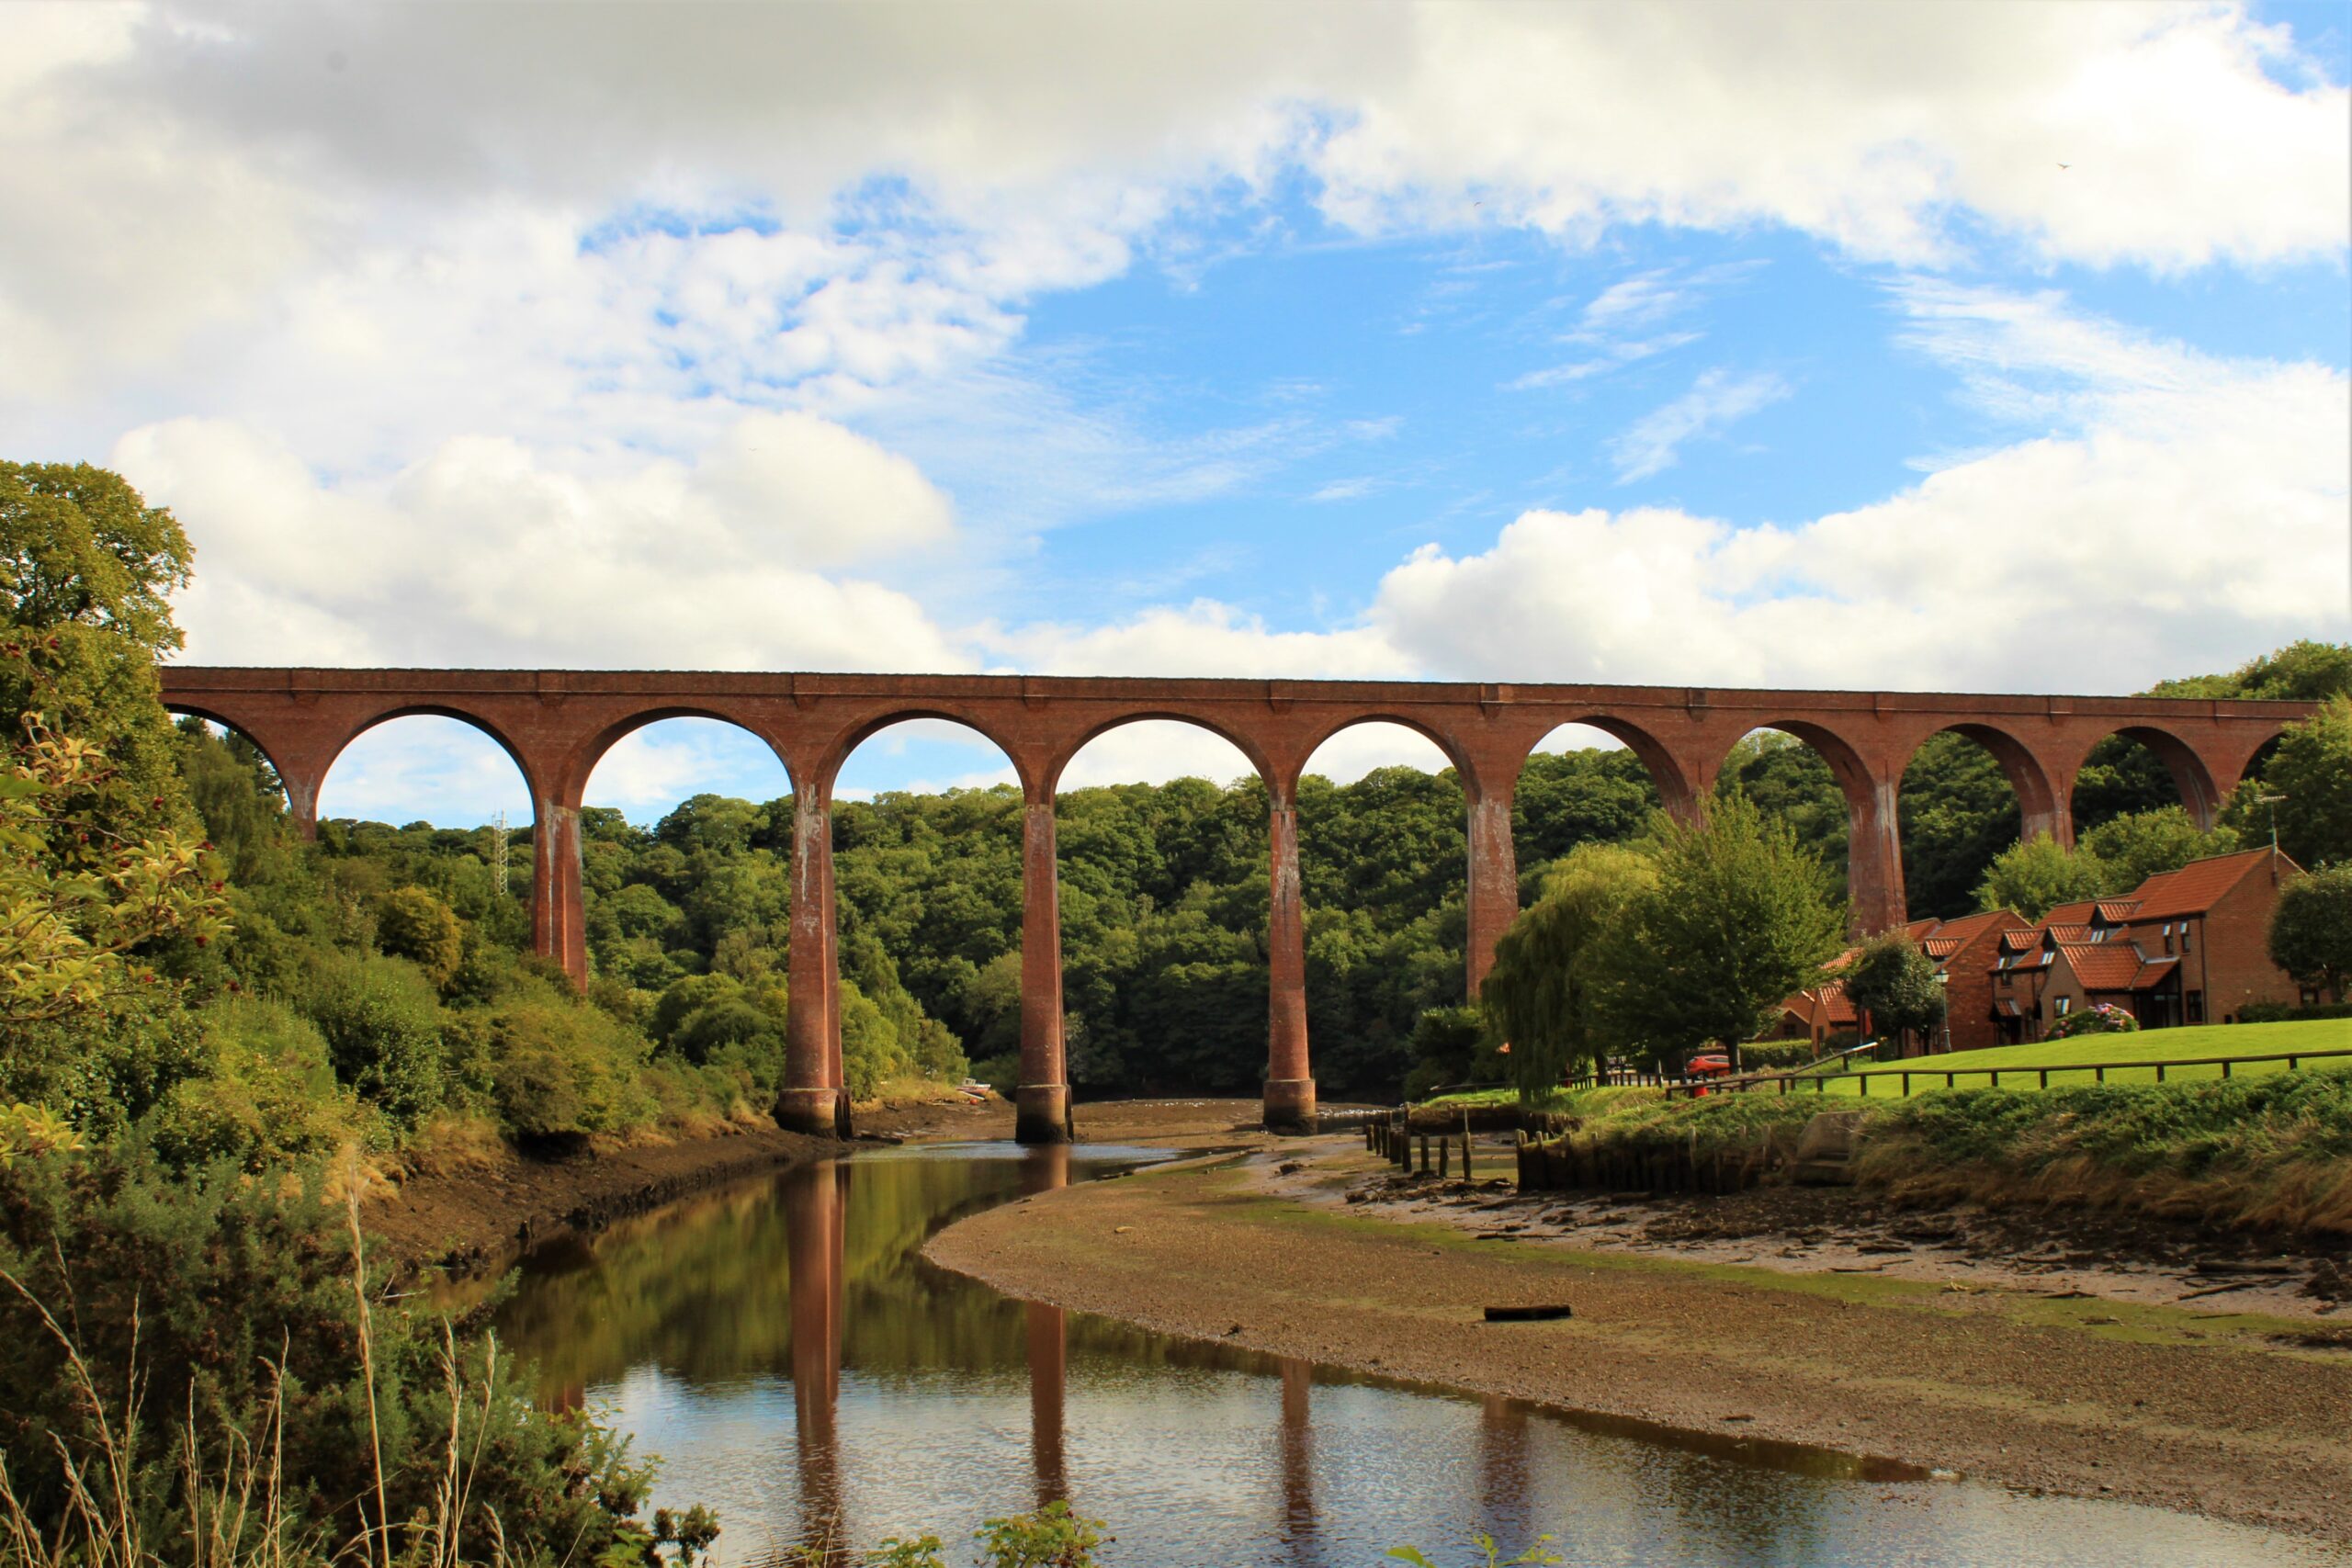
<box><xmin>1479</xmin><ymin>842</ymin><xmax>1657</xmax><ymax>1102</ymax></box>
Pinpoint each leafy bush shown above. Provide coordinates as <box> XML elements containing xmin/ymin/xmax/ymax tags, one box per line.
<box><xmin>1738</xmin><ymin>1040</ymin><xmax>1815</xmax><ymax>1071</ymax></box>
<box><xmin>373</xmin><ymin>886</ymin><xmax>463</xmax><ymax>988</ymax></box>
<box><xmin>2237</xmin><ymin>999</ymin><xmax>2352</xmax><ymax>1023</ymax></box>
<box><xmin>299</xmin><ymin>953</ymin><xmax>446</xmax><ymax>1126</ymax></box>
<box><xmin>153</xmin><ymin>996</ymin><xmax>379</xmax><ymax>1169</ymax></box>
<box><xmin>2046</xmin><ymin>1002</ymin><xmax>2140</xmax><ymax>1039</ymax></box>
<box><xmin>487</xmin><ymin>993</ymin><xmax>657</xmax><ymax>1138</ymax></box>
<box><xmin>0</xmin><ymin>1141</ymin><xmax>660</xmax><ymax>1564</ymax></box>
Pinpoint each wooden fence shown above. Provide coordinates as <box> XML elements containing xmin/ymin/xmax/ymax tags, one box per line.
<box><xmin>1665</xmin><ymin>1045</ymin><xmax>2352</xmax><ymax>1101</ymax></box>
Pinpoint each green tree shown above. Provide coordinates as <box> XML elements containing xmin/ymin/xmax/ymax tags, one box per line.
<box><xmin>2239</xmin><ymin>695</ymin><xmax>2352</xmax><ymax>869</ymax></box>
<box><xmin>2079</xmin><ymin>807</ymin><xmax>2239</xmax><ymax>895</ymax></box>
<box><xmin>1840</xmin><ymin>932</ymin><xmax>1947</xmax><ymax>1052</ymax></box>
<box><xmin>1402</xmin><ymin>1004</ymin><xmax>1489</xmax><ymax>1100</ymax></box>
<box><xmin>1478</xmin><ymin>843</ymin><xmax>1657</xmax><ymax>1099</ymax></box>
<box><xmin>375</xmin><ymin>884</ymin><xmax>465</xmax><ymax>987</ymax></box>
<box><xmin>2268</xmin><ymin>864</ymin><xmax>2352</xmax><ymax>1001</ymax></box>
<box><xmin>1</xmin><ymin>462</ymin><xmax>193</xmax><ymax>655</ymax></box>
<box><xmin>1593</xmin><ymin>796</ymin><xmax>1846</xmax><ymax>1066</ymax></box>
<box><xmin>1974</xmin><ymin>832</ymin><xmax>2105</xmax><ymax>920</ymax></box>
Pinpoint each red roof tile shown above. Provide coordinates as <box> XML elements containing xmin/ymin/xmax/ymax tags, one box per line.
<box><xmin>2044</xmin><ymin>923</ymin><xmax>2096</xmax><ymax>942</ymax></box>
<box><xmin>2043</xmin><ymin>900</ymin><xmax>2099</xmax><ymax>926</ymax></box>
<box><xmin>2126</xmin><ymin>849</ymin><xmax>2299</xmax><ymax>920</ymax></box>
<box><xmin>2053</xmin><ymin>941</ymin><xmax>2170</xmax><ymax>992</ymax></box>
<box><xmin>1924</xmin><ymin>938</ymin><xmax>1962</xmax><ymax>959</ymax></box>
<box><xmin>2091</xmin><ymin>900</ymin><xmax>2143</xmax><ymax>923</ymax></box>
<box><xmin>1931</xmin><ymin>909</ymin><xmax>2018</xmax><ymax>946</ymax></box>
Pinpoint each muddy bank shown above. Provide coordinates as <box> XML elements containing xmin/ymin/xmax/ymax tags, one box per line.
<box><xmin>366</xmin><ymin>1119</ymin><xmax>836</xmax><ymax>1274</ymax></box>
<box><xmin>924</xmin><ymin>1134</ymin><xmax>2352</xmax><ymax>1546</ymax></box>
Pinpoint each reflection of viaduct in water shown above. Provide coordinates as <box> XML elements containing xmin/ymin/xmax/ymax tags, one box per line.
<box><xmin>785</xmin><ymin>1161</ymin><xmax>851</xmax><ymax>1533</ymax></box>
<box><xmin>157</xmin><ymin>667</ymin><xmax>2309</xmax><ymax>1138</ymax></box>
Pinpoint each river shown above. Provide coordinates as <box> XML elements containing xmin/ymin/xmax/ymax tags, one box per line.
<box><xmin>489</xmin><ymin>1142</ymin><xmax>2345</xmax><ymax>1567</ymax></box>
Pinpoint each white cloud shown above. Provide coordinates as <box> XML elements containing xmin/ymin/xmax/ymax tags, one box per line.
<box><xmin>1608</xmin><ymin>368</ymin><xmax>1792</xmax><ymax>482</ymax></box>
<box><xmin>120</xmin><ymin>416</ymin><xmax>969</xmax><ymax>671</ymax></box>
<box><xmin>1372</xmin><ymin>293</ymin><xmax>2350</xmax><ymax>692</ymax></box>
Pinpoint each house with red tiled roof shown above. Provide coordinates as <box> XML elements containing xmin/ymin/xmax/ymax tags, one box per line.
<box><xmin>1761</xmin><ymin>908</ymin><xmax>2024</xmax><ymax>1056</ymax></box>
<box><xmin>1986</xmin><ymin>848</ymin><xmax>2306</xmax><ymax>1043</ymax></box>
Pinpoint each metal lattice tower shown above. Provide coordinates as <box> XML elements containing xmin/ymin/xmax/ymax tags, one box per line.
<box><xmin>491</xmin><ymin>810</ymin><xmax>510</xmax><ymax>899</ymax></box>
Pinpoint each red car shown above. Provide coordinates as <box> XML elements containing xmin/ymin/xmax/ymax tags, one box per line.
<box><xmin>1686</xmin><ymin>1052</ymin><xmax>1733</xmax><ymax>1077</ymax></box>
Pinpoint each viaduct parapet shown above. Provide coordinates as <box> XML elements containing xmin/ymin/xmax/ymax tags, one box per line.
<box><xmin>156</xmin><ymin>667</ymin><xmax>2309</xmax><ymax>1140</ymax></box>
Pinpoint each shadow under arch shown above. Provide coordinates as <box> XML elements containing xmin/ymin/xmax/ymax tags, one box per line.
<box><xmin>2071</xmin><ymin>722</ymin><xmax>2225</xmax><ymax>832</ymax></box>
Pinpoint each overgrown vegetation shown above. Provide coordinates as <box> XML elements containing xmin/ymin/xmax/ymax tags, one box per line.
<box><xmin>1523</xmin><ymin>1063</ymin><xmax>2352</xmax><ymax>1236</ymax></box>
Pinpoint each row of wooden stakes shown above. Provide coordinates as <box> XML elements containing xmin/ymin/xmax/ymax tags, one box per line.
<box><xmin>1365</xmin><ymin>1112</ymin><xmax>1478</xmax><ymax>1181</ymax></box>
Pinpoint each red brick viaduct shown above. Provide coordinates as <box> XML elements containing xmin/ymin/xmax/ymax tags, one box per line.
<box><xmin>155</xmin><ymin>667</ymin><xmax>2311</xmax><ymax>1141</ymax></box>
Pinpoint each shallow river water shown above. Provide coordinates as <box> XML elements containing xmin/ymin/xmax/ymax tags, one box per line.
<box><xmin>490</xmin><ymin>1142</ymin><xmax>2345</xmax><ymax>1568</ymax></box>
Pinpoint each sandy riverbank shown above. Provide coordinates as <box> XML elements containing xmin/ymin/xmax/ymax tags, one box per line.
<box><xmin>923</xmin><ymin>1130</ymin><xmax>2352</xmax><ymax>1546</ymax></box>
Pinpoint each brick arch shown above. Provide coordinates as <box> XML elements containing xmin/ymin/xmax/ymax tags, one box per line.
<box><xmin>826</xmin><ymin>705</ymin><xmax>1034</xmax><ymax>797</ymax></box>
<box><xmin>314</xmin><ymin>704</ymin><xmax>546</xmax><ymax>816</ymax></box>
<box><xmin>1518</xmin><ymin>714</ymin><xmax>1698</xmax><ymax>818</ymax></box>
<box><xmin>563</xmin><ymin>705</ymin><xmax>801</xmax><ymax>803</ymax></box>
<box><xmin>1289</xmin><ymin>710</ymin><xmax>1476</xmax><ymax>797</ymax></box>
<box><xmin>1718</xmin><ymin>716</ymin><xmax>1902</xmax><ymax>935</ymax></box>
<box><xmin>1901</xmin><ymin>720</ymin><xmax>2064</xmax><ymax>845</ymax></box>
<box><xmin>160</xmin><ymin>702</ymin><xmax>299</xmax><ymax>803</ymax></box>
<box><xmin>2067</xmin><ymin>722</ymin><xmax>2226</xmax><ymax>830</ymax></box>
<box><xmin>1043</xmin><ymin>710</ymin><xmax>1274</xmax><ymax>798</ymax></box>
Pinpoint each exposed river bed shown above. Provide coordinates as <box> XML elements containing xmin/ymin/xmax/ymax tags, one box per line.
<box><xmin>486</xmin><ymin>1142</ymin><xmax>2346</xmax><ymax>1567</ymax></box>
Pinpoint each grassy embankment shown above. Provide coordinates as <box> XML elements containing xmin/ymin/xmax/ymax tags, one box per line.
<box><xmin>1433</xmin><ymin>1022</ymin><xmax>2352</xmax><ymax>1235</ymax></box>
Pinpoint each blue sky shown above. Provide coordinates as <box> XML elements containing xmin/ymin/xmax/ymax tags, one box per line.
<box><xmin>6</xmin><ymin>1</ymin><xmax>2346</xmax><ymax>827</ymax></box>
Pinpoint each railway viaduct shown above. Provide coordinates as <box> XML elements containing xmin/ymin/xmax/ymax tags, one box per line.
<box><xmin>155</xmin><ymin>667</ymin><xmax>2311</xmax><ymax>1142</ymax></box>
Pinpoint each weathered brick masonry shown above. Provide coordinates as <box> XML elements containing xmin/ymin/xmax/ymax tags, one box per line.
<box><xmin>156</xmin><ymin>668</ymin><xmax>2309</xmax><ymax>1139</ymax></box>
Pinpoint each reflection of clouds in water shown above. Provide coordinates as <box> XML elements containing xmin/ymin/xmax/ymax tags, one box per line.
<box><xmin>510</xmin><ymin>1155</ymin><xmax>2342</xmax><ymax>1568</ymax></box>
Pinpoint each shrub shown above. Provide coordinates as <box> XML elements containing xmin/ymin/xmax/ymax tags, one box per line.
<box><xmin>373</xmin><ymin>886</ymin><xmax>464</xmax><ymax>989</ymax></box>
<box><xmin>1738</xmin><ymin>1040</ymin><xmax>1815</xmax><ymax>1072</ymax></box>
<box><xmin>152</xmin><ymin>996</ymin><xmax>378</xmax><ymax>1169</ymax></box>
<box><xmin>298</xmin><ymin>953</ymin><xmax>446</xmax><ymax>1127</ymax></box>
<box><xmin>2237</xmin><ymin>999</ymin><xmax>2352</xmax><ymax>1023</ymax></box>
<box><xmin>0</xmin><ymin>1140</ymin><xmax>661</xmax><ymax>1563</ymax></box>
<box><xmin>487</xmin><ymin>996</ymin><xmax>657</xmax><ymax>1138</ymax></box>
<box><xmin>2046</xmin><ymin>1003</ymin><xmax>2140</xmax><ymax>1039</ymax></box>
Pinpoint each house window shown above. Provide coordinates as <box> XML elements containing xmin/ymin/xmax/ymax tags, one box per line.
<box><xmin>2186</xmin><ymin>991</ymin><xmax>2204</xmax><ymax>1023</ymax></box>
<box><xmin>2163</xmin><ymin>922</ymin><xmax>2176</xmax><ymax>954</ymax></box>
<box><xmin>2054</xmin><ymin>996</ymin><xmax>2072</xmax><ymax>1017</ymax></box>
<box><xmin>2180</xmin><ymin>924</ymin><xmax>2191</xmax><ymax>953</ymax></box>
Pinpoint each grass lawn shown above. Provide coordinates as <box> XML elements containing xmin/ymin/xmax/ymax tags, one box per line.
<box><xmin>1422</xmin><ymin>1019</ymin><xmax>2352</xmax><ymax>1108</ymax></box>
<box><xmin>1795</xmin><ymin>1017</ymin><xmax>2352</xmax><ymax>1097</ymax></box>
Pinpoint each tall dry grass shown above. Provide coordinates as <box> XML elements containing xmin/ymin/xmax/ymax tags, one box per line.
<box><xmin>0</xmin><ymin>1184</ymin><xmax>517</xmax><ymax>1568</ymax></box>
